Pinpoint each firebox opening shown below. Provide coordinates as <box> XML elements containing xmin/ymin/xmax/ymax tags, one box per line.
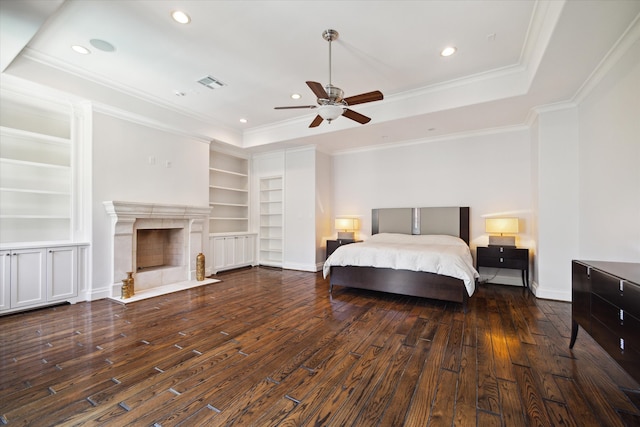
<box><xmin>136</xmin><ymin>228</ymin><xmax>184</xmax><ymax>271</ymax></box>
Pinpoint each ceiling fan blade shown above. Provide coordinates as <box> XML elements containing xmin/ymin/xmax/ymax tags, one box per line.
<box><xmin>306</xmin><ymin>81</ymin><xmax>329</xmax><ymax>99</ymax></box>
<box><xmin>309</xmin><ymin>115</ymin><xmax>324</xmax><ymax>128</ymax></box>
<box><xmin>344</xmin><ymin>90</ymin><xmax>383</xmax><ymax>106</ymax></box>
<box><xmin>274</xmin><ymin>105</ymin><xmax>317</xmax><ymax>110</ymax></box>
<box><xmin>342</xmin><ymin>108</ymin><xmax>371</xmax><ymax>124</ymax></box>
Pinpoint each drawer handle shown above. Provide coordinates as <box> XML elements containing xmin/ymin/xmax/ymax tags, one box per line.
<box><xmin>500</xmin><ymin>257</ymin><xmax>504</xmax><ymax>263</ymax></box>
<box><xmin>620</xmin><ymin>338</ymin><xmax>625</xmax><ymax>351</ymax></box>
<box><xmin>500</xmin><ymin>247</ymin><xmax>504</xmax><ymax>253</ymax></box>
<box><xmin>619</xmin><ymin>280</ymin><xmax>624</xmax><ymax>293</ymax></box>
<box><xmin>620</xmin><ymin>309</ymin><xmax>624</xmax><ymax>324</ymax></box>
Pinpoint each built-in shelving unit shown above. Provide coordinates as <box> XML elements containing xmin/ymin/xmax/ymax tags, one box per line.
<box><xmin>209</xmin><ymin>151</ymin><xmax>249</xmax><ymax>234</ymax></box>
<box><xmin>0</xmin><ymin>94</ymin><xmax>72</xmax><ymax>244</ymax></box>
<box><xmin>259</xmin><ymin>176</ymin><xmax>283</xmax><ymax>267</ymax></box>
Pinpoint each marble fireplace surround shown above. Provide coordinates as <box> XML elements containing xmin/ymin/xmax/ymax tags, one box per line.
<box><xmin>103</xmin><ymin>201</ymin><xmax>212</xmax><ymax>300</ymax></box>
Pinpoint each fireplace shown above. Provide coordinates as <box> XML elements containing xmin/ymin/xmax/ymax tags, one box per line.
<box><xmin>104</xmin><ymin>201</ymin><xmax>211</xmax><ymax>298</ymax></box>
<box><xmin>136</xmin><ymin>228</ymin><xmax>183</xmax><ymax>271</ymax></box>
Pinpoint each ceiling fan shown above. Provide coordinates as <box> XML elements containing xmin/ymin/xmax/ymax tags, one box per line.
<box><xmin>274</xmin><ymin>29</ymin><xmax>383</xmax><ymax>128</ymax></box>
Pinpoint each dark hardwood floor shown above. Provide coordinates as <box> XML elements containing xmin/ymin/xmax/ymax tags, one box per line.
<box><xmin>1</xmin><ymin>267</ymin><xmax>639</xmax><ymax>426</ymax></box>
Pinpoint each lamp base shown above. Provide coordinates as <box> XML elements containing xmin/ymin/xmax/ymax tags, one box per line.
<box><xmin>337</xmin><ymin>231</ymin><xmax>355</xmax><ymax>241</ymax></box>
<box><xmin>488</xmin><ymin>235</ymin><xmax>516</xmax><ymax>247</ymax></box>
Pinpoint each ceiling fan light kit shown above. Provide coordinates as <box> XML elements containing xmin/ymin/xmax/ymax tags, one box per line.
<box><xmin>318</xmin><ymin>104</ymin><xmax>344</xmax><ymax>121</ymax></box>
<box><xmin>274</xmin><ymin>29</ymin><xmax>383</xmax><ymax>128</ymax></box>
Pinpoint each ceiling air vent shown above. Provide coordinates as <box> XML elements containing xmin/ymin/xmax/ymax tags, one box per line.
<box><xmin>197</xmin><ymin>75</ymin><xmax>226</xmax><ymax>89</ymax></box>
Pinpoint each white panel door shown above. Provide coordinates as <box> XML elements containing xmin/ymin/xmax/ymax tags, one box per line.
<box><xmin>47</xmin><ymin>246</ymin><xmax>78</xmax><ymax>301</ymax></box>
<box><xmin>11</xmin><ymin>248</ymin><xmax>46</xmax><ymax>308</ymax></box>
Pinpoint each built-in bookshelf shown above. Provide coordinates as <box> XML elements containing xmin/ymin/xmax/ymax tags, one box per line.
<box><xmin>259</xmin><ymin>176</ymin><xmax>283</xmax><ymax>267</ymax></box>
<box><xmin>209</xmin><ymin>151</ymin><xmax>249</xmax><ymax>234</ymax></box>
<box><xmin>0</xmin><ymin>94</ymin><xmax>72</xmax><ymax>244</ymax></box>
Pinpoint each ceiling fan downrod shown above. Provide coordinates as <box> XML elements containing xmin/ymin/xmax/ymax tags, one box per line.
<box><xmin>322</xmin><ymin>29</ymin><xmax>339</xmax><ymax>89</ymax></box>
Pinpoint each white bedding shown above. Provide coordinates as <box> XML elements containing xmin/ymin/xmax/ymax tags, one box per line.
<box><xmin>323</xmin><ymin>233</ymin><xmax>479</xmax><ymax>296</ymax></box>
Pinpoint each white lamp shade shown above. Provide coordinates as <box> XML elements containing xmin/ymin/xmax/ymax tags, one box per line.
<box><xmin>318</xmin><ymin>104</ymin><xmax>344</xmax><ymax>121</ymax></box>
<box><xmin>485</xmin><ymin>217</ymin><xmax>519</xmax><ymax>234</ymax></box>
<box><xmin>335</xmin><ymin>217</ymin><xmax>359</xmax><ymax>231</ymax></box>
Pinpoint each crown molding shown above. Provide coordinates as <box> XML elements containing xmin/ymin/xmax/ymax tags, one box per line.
<box><xmin>332</xmin><ymin>124</ymin><xmax>529</xmax><ymax>156</ymax></box>
<box><xmin>572</xmin><ymin>12</ymin><xmax>640</xmax><ymax>105</ymax></box>
<box><xmin>92</xmin><ymin>102</ymin><xmax>212</xmax><ymax>145</ymax></box>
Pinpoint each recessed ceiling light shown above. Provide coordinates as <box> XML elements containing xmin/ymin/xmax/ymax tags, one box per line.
<box><xmin>291</xmin><ymin>93</ymin><xmax>301</xmax><ymax>100</ymax></box>
<box><xmin>171</xmin><ymin>10</ymin><xmax>191</xmax><ymax>24</ymax></box>
<box><xmin>239</xmin><ymin>118</ymin><xmax>248</xmax><ymax>124</ymax></box>
<box><xmin>440</xmin><ymin>46</ymin><xmax>457</xmax><ymax>57</ymax></box>
<box><xmin>90</xmin><ymin>39</ymin><xmax>116</xmax><ymax>52</ymax></box>
<box><xmin>71</xmin><ymin>45</ymin><xmax>90</xmax><ymax>55</ymax></box>
<box><xmin>174</xmin><ymin>90</ymin><xmax>186</xmax><ymax>97</ymax></box>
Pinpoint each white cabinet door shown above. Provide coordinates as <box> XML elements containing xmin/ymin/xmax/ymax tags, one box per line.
<box><xmin>0</xmin><ymin>251</ymin><xmax>10</xmax><ymax>311</ymax></box>
<box><xmin>47</xmin><ymin>246</ymin><xmax>78</xmax><ymax>301</ymax></box>
<box><xmin>10</xmin><ymin>248</ymin><xmax>46</xmax><ymax>308</ymax></box>
<box><xmin>212</xmin><ymin>237</ymin><xmax>226</xmax><ymax>272</ymax></box>
<box><xmin>244</xmin><ymin>235</ymin><xmax>256</xmax><ymax>265</ymax></box>
<box><xmin>233</xmin><ymin>236</ymin><xmax>245</xmax><ymax>265</ymax></box>
<box><xmin>224</xmin><ymin>237</ymin><xmax>236</xmax><ymax>267</ymax></box>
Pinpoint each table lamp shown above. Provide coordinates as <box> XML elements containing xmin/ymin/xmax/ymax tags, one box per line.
<box><xmin>485</xmin><ymin>217</ymin><xmax>519</xmax><ymax>247</ymax></box>
<box><xmin>335</xmin><ymin>217</ymin><xmax>359</xmax><ymax>241</ymax></box>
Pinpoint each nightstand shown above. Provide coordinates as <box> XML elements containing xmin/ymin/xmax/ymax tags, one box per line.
<box><xmin>326</xmin><ymin>239</ymin><xmax>360</xmax><ymax>260</ymax></box>
<box><xmin>476</xmin><ymin>246</ymin><xmax>529</xmax><ymax>287</ymax></box>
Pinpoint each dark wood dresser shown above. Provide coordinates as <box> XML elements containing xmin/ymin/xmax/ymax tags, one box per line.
<box><xmin>571</xmin><ymin>260</ymin><xmax>640</xmax><ymax>383</ymax></box>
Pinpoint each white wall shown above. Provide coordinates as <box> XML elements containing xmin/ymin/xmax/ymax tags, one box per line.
<box><xmin>90</xmin><ymin>111</ymin><xmax>209</xmax><ymax>297</ymax></box>
<box><xmin>577</xmin><ymin>40</ymin><xmax>640</xmax><ymax>261</ymax></box>
<box><xmin>283</xmin><ymin>148</ymin><xmax>316</xmax><ymax>271</ymax></box>
<box><xmin>533</xmin><ymin>106</ymin><xmax>580</xmax><ymax>302</ymax></box>
<box><xmin>333</xmin><ymin>128</ymin><xmax>532</xmax><ymax>286</ymax></box>
<box><xmin>315</xmin><ymin>150</ymin><xmax>333</xmax><ymax>266</ymax></box>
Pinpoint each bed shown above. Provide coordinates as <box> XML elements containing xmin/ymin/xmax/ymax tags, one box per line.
<box><xmin>323</xmin><ymin>207</ymin><xmax>478</xmax><ymax>311</ymax></box>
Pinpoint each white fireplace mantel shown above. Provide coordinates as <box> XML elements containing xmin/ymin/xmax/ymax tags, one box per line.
<box><xmin>103</xmin><ymin>201</ymin><xmax>211</xmax><ymax>220</ymax></box>
<box><xmin>103</xmin><ymin>201</ymin><xmax>212</xmax><ymax>298</ymax></box>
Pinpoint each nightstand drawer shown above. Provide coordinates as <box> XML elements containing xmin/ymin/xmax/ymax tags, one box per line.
<box><xmin>477</xmin><ymin>255</ymin><xmax>528</xmax><ymax>270</ymax></box>
<box><xmin>478</xmin><ymin>246</ymin><xmax>527</xmax><ymax>259</ymax></box>
<box><xmin>477</xmin><ymin>247</ymin><xmax>528</xmax><ymax>270</ymax></box>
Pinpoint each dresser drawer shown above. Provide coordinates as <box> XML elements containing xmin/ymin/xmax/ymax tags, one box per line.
<box><xmin>592</xmin><ymin>269</ymin><xmax>640</xmax><ymax>318</ymax></box>
<box><xmin>591</xmin><ymin>317</ymin><xmax>640</xmax><ymax>382</ymax></box>
<box><xmin>591</xmin><ymin>294</ymin><xmax>640</xmax><ymax>352</ymax></box>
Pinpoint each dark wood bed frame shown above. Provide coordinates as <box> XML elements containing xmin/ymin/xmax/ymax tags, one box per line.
<box><xmin>329</xmin><ymin>207</ymin><xmax>471</xmax><ymax>311</ymax></box>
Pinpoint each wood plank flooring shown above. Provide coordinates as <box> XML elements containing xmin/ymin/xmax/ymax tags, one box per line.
<box><xmin>1</xmin><ymin>267</ymin><xmax>639</xmax><ymax>426</ymax></box>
